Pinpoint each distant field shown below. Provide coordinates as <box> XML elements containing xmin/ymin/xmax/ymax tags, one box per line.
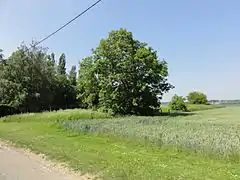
<box><xmin>161</xmin><ymin>104</ymin><xmax>224</xmax><ymax>113</ymax></box>
<box><xmin>1</xmin><ymin>106</ymin><xmax>240</xmax><ymax>179</ymax></box>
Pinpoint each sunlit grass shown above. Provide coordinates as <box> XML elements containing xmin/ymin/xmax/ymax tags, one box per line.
<box><xmin>1</xmin><ymin>106</ymin><xmax>240</xmax><ymax>179</ymax></box>
<box><xmin>0</xmin><ymin>108</ymin><xmax>109</xmax><ymax>122</ymax></box>
<box><xmin>0</xmin><ymin>120</ymin><xmax>240</xmax><ymax>179</ymax></box>
<box><xmin>61</xmin><ymin>107</ymin><xmax>240</xmax><ymax>158</ymax></box>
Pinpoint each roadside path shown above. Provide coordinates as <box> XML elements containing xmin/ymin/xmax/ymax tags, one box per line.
<box><xmin>0</xmin><ymin>141</ymin><xmax>92</xmax><ymax>180</ymax></box>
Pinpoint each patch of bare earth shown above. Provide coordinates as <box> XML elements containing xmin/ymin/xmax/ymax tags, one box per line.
<box><xmin>0</xmin><ymin>141</ymin><xmax>99</xmax><ymax>180</ymax></box>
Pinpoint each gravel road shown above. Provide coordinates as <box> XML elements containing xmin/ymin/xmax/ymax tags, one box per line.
<box><xmin>0</xmin><ymin>141</ymin><xmax>92</xmax><ymax>180</ymax></box>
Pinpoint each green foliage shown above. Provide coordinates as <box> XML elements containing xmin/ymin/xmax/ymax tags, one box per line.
<box><xmin>159</xmin><ymin>105</ymin><xmax>170</xmax><ymax>113</ymax></box>
<box><xmin>77</xmin><ymin>56</ymin><xmax>99</xmax><ymax>108</ymax></box>
<box><xmin>0</xmin><ymin>43</ymin><xmax>78</xmax><ymax>112</ymax></box>
<box><xmin>0</xmin><ymin>79</ymin><xmax>27</xmax><ymax>109</ymax></box>
<box><xmin>0</xmin><ymin>44</ymin><xmax>54</xmax><ymax>112</ymax></box>
<box><xmin>78</xmin><ymin>29</ymin><xmax>173</xmax><ymax>115</ymax></box>
<box><xmin>68</xmin><ymin>65</ymin><xmax>77</xmax><ymax>86</ymax></box>
<box><xmin>0</xmin><ymin>104</ymin><xmax>19</xmax><ymax>117</ymax></box>
<box><xmin>1</xmin><ymin>29</ymin><xmax>175</xmax><ymax>115</ymax></box>
<box><xmin>168</xmin><ymin>95</ymin><xmax>188</xmax><ymax>111</ymax></box>
<box><xmin>57</xmin><ymin>53</ymin><xmax>66</xmax><ymax>75</ymax></box>
<box><xmin>47</xmin><ymin>52</ymin><xmax>56</xmax><ymax>69</ymax></box>
<box><xmin>187</xmin><ymin>91</ymin><xmax>208</xmax><ymax>104</ymax></box>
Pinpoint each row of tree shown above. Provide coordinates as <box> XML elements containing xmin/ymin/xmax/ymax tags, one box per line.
<box><xmin>0</xmin><ymin>29</ymin><xmax>173</xmax><ymax>115</ymax></box>
<box><xmin>0</xmin><ymin>45</ymin><xmax>77</xmax><ymax>112</ymax></box>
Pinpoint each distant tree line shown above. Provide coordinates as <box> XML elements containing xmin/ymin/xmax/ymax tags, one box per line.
<box><xmin>0</xmin><ymin>44</ymin><xmax>77</xmax><ymax>113</ymax></box>
<box><xmin>169</xmin><ymin>91</ymin><xmax>208</xmax><ymax>111</ymax></box>
<box><xmin>0</xmin><ymin>29</ymin><xmax>173</xmax><ymax>116</ymax></box>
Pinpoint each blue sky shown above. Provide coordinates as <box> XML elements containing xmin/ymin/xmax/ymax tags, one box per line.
<box><xmin>1</xmin><ymin>0</ymin><xmax>240</xmax><ymax>101</ymax></box>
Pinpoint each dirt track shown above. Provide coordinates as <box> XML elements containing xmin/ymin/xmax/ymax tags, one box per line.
<box><xmin>0</xmin><ymin>141</ymin><xmax>92</xmax><ymax>180</ymax></box>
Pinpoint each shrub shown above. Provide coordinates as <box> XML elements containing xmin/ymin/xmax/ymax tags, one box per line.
<box><xmin>169</xmin><ymin>95</ymin><xmax>188</xmax><ymax>111</ymax></box>
<box><xmin>187</xmin><ymin>91</ymin><xmax>208</xmax><ymax>104</ymax></box>
<box><xmin>0</xmin><ymin>104</ymin><xmax>19</xmax><ymax>117</ymax></box>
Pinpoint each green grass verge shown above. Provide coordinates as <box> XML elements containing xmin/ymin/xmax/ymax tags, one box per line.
<box><xmin>0</xmin><ymin>121</ymin><xmax>239</xmax><ymax>180</ymax></box>
<box><xmin>0</xmin><ymin>109</ymin><xmax>109</xmax><ymax>122</ymax></box>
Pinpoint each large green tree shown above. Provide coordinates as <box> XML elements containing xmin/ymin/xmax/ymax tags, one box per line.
<box><xmin>78</xmin><ymin>29</ymin><xmax>173</xmax><ymax>115</ymax></box>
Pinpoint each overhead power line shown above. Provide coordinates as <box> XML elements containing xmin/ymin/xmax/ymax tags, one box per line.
<box><xmin>34</xmin><ymin>0</ymin><xmax>102</xmax><ymax>47</ymax></box>
<box><xmin>25</xmin><ymin>0</ymin><xmax>102</xmax><ymax>84</ymax></box>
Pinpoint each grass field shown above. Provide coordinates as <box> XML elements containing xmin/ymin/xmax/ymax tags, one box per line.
<box><xmin>0</xmin><ymin>108</ymin><xmax>109</xmax><ymax>122</ymax></box>
<box><xmin>61</xmin><ymin>107</ymin><xmax>240</xmax><ymax>157</ymax></box>
<box><xmin>0</xmin><ymin>106</ymin><xmax>240</xmax><ymax>179</ymax></box>
<box><xmin>160</xmin><ymin>103</ymin><xmax>224</xmax><ymax>113</ymax></box>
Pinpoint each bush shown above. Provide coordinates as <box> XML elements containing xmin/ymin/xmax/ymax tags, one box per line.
<box><xmin>187</xmin><ymin>91</ymin><xmax>208</xmax><ymax>104</ymax></box>
<box><xmin>0</xmin><ymin>104</ymin><xmax>19</xmax><ymax>117</ymax></box>
<box><xmin>169</xmin><ymin>95</ymin><xmax>188</xmax><ymax>111</ymax></box>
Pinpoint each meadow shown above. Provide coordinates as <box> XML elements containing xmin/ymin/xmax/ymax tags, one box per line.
<box><xmin>0</xmin><ymin>105</ymin><xmax>240</xmax><ymax>179</ymax></box>
<box><xmin>61</xmin><ymin>106</ymin><xmax>240</xmax><ymax>158</ymax></box>
<box><xmin>0</xmin><ymin>108</ymin><xmax>109</xmax><ymax>122</ymax></box>
<box><xmin>160</xmin><ymin>103</ymin><xmax>224</xmax><ymax>113</ymax></box>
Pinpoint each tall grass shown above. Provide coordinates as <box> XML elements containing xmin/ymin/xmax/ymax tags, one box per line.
<box><xmin>61</xmin><ymin>107</ymin><xmax>240</xmax><ymax>158</ymax></box>
<box><xmin>0</xmin><ymin>109</ymin><xmax>109</xmax><ymax>122</ymax></box>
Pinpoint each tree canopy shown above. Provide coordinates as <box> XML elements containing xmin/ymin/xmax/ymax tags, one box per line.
<box><xmin>187</xmin><ymin>91</ymin><xmax>208</xmax><ymax>105</ymax></box>
<box><xmin>0</xmin><ymin>29</ymin><xmax>174</xmax><ymax>116</ymax></box>
<box><xmin>77</xmin><ymin>29</ymin><xmax>173</xmax><ymax>115</ymax></box>
<box><xmin>0</xmin><ymin>44</ymin><xmax>77</xmax><ymax>112</ymax></box>
<box><xmin>57</xmin><ymin>53</ymin><xmax>66</xmax><ymax>75</ymax></box>
<box><xmin>169</xmin><ymin>95</ymin><xmax>187</xmax><ymax>111</ymax></box>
